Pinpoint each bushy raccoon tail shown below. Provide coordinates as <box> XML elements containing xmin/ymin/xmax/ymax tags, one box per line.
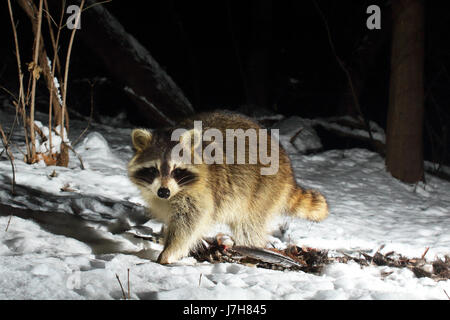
<box><xmin>287</xmin><ymin>185</ymin><xmax>329</xmax><ymax>222</ymax></box>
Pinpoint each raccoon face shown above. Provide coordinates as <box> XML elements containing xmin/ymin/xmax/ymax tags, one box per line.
<box><xmin>131</xmin><ymin>161</ymin><xmax>198</xmax><ymax>200</ymax></box>
<box><xmin>129</xmin><ymin>129</ymin><xmax>199</xmax><ymax>200</ymax></box>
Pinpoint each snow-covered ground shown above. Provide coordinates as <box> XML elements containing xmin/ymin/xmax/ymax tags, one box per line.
<box><xmin>0</xmin><ymin>105</ymin><xmax>449</xmax><ymax>300</ymax></box>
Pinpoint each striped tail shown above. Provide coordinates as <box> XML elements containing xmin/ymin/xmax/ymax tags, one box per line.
<box><xmin>287</xmin><ymin>186</ymin><xmax>329</xmax><ymax>222</ymax></box>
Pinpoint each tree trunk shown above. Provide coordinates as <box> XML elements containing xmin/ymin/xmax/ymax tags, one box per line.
<box><xmin>385</xmin><ymin>0</ymin><xmax>425</xmax><ymax>183</ymax></box>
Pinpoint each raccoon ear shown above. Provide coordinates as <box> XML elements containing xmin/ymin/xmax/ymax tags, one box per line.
<box><xmin>131</xmin><ymin>129</ymin><xmax>152</xmax><ymax>152</ymax></box>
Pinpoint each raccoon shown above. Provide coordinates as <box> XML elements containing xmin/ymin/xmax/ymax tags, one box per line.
<box><xmin>128</xmin><ymin>112</ymin><xmax>328</xmax><ymax>264</ymax></box>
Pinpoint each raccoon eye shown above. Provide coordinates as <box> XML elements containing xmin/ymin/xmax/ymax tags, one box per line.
<box><xmin>135</xmin><ymin>166</ymin><xmax>159</xmax><ymax>183</ymax></box>
<box><xmin>172</xmin><ymin>167</ymin><xmax>197</xmax><ymax>185</ymax></box>
<box><xmin>172</xmin><ymin>168</ymin><xmax>186</xmax><ymax>180</ymax></box>
<box><xmin>146</xmin><ymin>167</ymin><xmax>159</xmax><ymax>175</ymax></box>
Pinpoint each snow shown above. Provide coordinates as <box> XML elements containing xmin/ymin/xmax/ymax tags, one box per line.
<box><xmin>0</xmin><ymin>106</ymin><xmax>449</xmax><ymax>300</ymax></box>
<box><xmin>34</xmin><ymin>121</ymin><xmax>69</xmax><ymax>155</ymax></box>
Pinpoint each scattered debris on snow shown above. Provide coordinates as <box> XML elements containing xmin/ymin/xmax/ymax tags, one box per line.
<box><xmin>0</xmin><ymin>105</ymin><xmax>449</xmax><ymax>300</ymax></box>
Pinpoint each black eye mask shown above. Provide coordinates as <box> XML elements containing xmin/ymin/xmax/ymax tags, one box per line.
<box><xmin>134</xmin><ymin>167</ymin><xmax>159</xmax><ymax>184</ymax></box>
<box><xmin>171</xmin><ymin>168</ymin><xmax>197</xmax><ymax>186</ymax></box>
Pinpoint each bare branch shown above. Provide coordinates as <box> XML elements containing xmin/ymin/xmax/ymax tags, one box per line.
<box><xmin>312</xmin><ymin>0</ymin><xmax>376</xmax><ymax>148</ymax></box>
<box><xmin>7</xmin><ymin>0</ymin><xmax>31</xmax><ymax>161</ymax></box>
<box><xmin>115</xmin><ymin>274</ymin><xmax>127</xmax><ymax>300</ymax></box>
<box><xmin>46</xmin><ymin>0</ymin><xmax>66</xmax><ymax>155</ymax></box>
<box><xmin>29</xmin><ymin>0</ymin><xmax>45</xmax><ymax>161</ymax></box>
<box><xmin>61</xmin><ymin>0</ymin><xmax>85</xmax><ymax>137</ymax></box>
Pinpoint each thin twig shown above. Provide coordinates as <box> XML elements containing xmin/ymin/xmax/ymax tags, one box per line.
<box><xmin>51</xmin><ymin>126</ymin><xmax>84</xmax><ymax>169</ymax></box>
<box><xmin>421</xmin><ymin>247</ymin><xmax>430</xmax><ymax>260</ymax></box>
<box><xmin>42</xmin><ymin>6</ymin><xmax>58</xmax><ymax>28</ymax></box>
<box><xmin>59</xmin><ymin>0</ymin><xmax>113</xmax><ymax>29</ymax></box>
<box><xmin>289</xmin><ymin>128</ymin><xmax>304</xmax><ymax>151</ymax></box>
<box><xmin>66</xmin><ymin>144</ymin><xmax>84</xmax><ymax>170</ymax></box>
<box><xmin>18</xmin><ymin>0</ymin><xmax>68</xmax><ymax>142</ymax></box>
<box><xmin>83</xmin><ymin>0</ymin><xmax>113</xmax><ymax>12</ymax></box>
<box><xmin>0</xmin><ymin>86</ymin><xmax>18</xmax><ymax>101</ymax></box>
<box><xmin>127</xmin><ymin>268</ymin><xmax>130</xmax><ymax>300</ymax></box>
<box><xmin>5</xmin><ymin>216</ymin><xmax>12</xmax><ymax>232</ymax></box>
<box><xmin>444</xmin><ymin>289</ymin><xmax>450</xmax><ymax>300</ymax></box>
<box><xmin>115</xmin><ymin>274</ymin><xmax>127</xmax><ymax>300</ymax></box>
<box><xmin>61</xmin><ymin>0</ymin><xmax>85</xmax><ymax>137</ymax></box>
<box><xmin>312</xmin><ymin>0</ymin><xmax>376</xmax><ymax>149</ymax></box>
<box><xmin>7</xmin><ymin>0</ymin><xmax>31</xmax><ymax>162</ymax></box>
<box><xmin>29</xmin><ymin>0</ymin><xmax>45</xmax><ymax>162</ymax></box>
<box><xmin>43</xmin><ymin>0</ymin><xmax>62</xmax><ymax>77</ymax></box>
<box><xmin>72</xmin><ymin>80</ymin><xmax>95</xmax><ymax>146</ymax></box>
<box><xmin>46</xmin><ymin>0</ymin><xmax>66</xmax><ymax>155</ymax></box>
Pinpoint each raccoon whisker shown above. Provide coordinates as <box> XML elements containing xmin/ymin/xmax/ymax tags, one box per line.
<box><xmin>177</xmin><ymin>180</ymin><xmax>195</xmax><ymax>187</ymax></box>
<box><xmin>177</xmin><ymin>178</ymin><xmax>197</xmax><ymax>187</ymax></box>
<box><xmin>133</xmin><ymin>180</ymin><xmax>151</xmax><ymax>188</ymax></box>
<box><xmin>176</xmin><ymin>176</ymin><xmax>192</xmax><ymax>184</ymax></box>
<box><xmin>178</xmin><ymin>181</ymin><xmax>196</xmax><ymax>187</ymax></box>
<box><xmin>176</xmin><ymin>175</ymin><xmax>197</xmax><ymax>186</ymax></box>
<box><xmin>137</xmin><ymin>177</ymin><xmax>155</xmax><ymax>185</ymax></box>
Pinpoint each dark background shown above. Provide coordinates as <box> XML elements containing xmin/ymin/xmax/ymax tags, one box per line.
<box><xmin>0</xmin><ymin>0</ymin><xmax>449</xmax><ymax>165</ymax></box>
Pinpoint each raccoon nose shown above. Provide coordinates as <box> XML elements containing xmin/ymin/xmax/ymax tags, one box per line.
<box><xmin>157</xmin><ymin>187</ymin><xmax>170</xmax><ymax>199</ymax></box>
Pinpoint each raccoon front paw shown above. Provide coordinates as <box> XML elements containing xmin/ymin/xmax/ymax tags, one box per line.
<box><xmin>157</xmin><ymin>250</ymin><xmax>175</xmax><ymax>265</ymax></box>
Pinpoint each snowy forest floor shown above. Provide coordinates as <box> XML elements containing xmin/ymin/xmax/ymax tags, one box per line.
<box><xmin>0</xmin><ymin>103</ymin><xmax>449</xmax><ymax>300</ymax></box>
